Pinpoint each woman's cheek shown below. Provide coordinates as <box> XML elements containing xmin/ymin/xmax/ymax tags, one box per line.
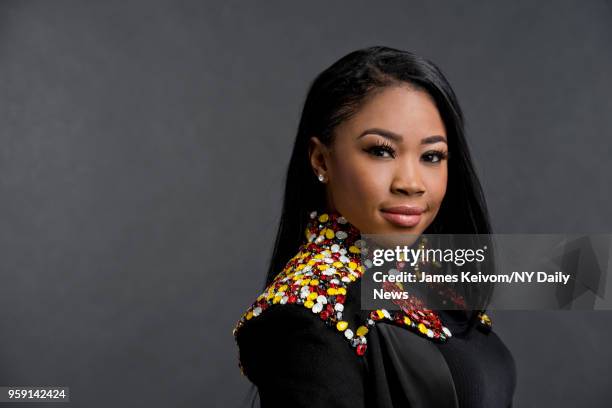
<box><xmin>351</xmin><ymin>165</ymin><xmax>388</xmax><ymax>202</ymax></box>
<box><xmin>337</xmin><ymin>172</ymin><xmax>374</xmax><ymax>205</ymax></box>
<box><xmin>425</xmin><ymin>169</ymin><xmax>447</xmax><ymax>203</ymax></box>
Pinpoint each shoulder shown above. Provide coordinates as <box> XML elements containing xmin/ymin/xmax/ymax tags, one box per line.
<box><xmin>233</xmin><ymin>241</ymin><xmax>370</xmax><ymax>362</ymax></box>
<box><xmin>232</xmin><ymin>236</ymin><xmax>378</xmax><ymax>385</ymax></box>
<box><xmin>233</xmin><ymin>285</ymin><xmax>368</xmax><ymax>397</ymax></box>
<box><xmin>235</xmin><ymin>301</ymin><xmax>369</xmax><ymax>406</ymax></box>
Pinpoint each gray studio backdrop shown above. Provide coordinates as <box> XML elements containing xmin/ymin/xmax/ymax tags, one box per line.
<box><xmin>0</xmin><ymin>1</ymin><xmax>611</xmax><ymax>407</ymax></box>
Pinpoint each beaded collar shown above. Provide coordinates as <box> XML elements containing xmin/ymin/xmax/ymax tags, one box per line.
<box><xmin>233</xmin><ymin>210</ymin><xmax>493</xmax><ymax>364</ymax></box>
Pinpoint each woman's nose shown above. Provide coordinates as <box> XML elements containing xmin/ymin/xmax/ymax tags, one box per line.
<box><xmin>391</xmin><ymin>161</ymin><xmax>425</xmax><ymax>196</ymax></box>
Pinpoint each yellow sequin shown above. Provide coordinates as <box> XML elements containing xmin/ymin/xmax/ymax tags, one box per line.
<box><xmin>356</xmin><ymin>326</ymin><xmax>369</xmax><ymax>336</ymax></box>
<box><xmin>319</xmin><ymin>213</ymin><xmax>329</xmax><ymax>222</ymax></box>
<box><xmin>336</xmin><ymin>321</ymin><xmax>349</xmax><ymax>331</ymax></box>
<box><xmin>480</xmin><ymin>313</ymin><xmax>492</xmax><ymax>325</ymax></box>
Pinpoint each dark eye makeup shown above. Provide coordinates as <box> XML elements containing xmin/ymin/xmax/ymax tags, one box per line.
<box><xmin>364</xmin><ymin>140</ymin><xmax>449</xmax><ymax>163</ymax></box>
<box><xmin>365</xmin><ymin>140</ymin><xmax>396</xmax><ymax>158</ymax></box>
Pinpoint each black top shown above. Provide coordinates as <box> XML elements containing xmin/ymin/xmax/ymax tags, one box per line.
<box><xmin>234</xmin><ymin>210</ymin><xmax>517</xmax><ymax>407</ymax></box>
<box><xmin>236</xmin><ymin>278</ymin><xmax>517</xmax><ymax>408</ymax></box>
<box><xmin>436</xmin><ymin>310</ymin><xmax>517</xmax><ymax>408</ymax></box>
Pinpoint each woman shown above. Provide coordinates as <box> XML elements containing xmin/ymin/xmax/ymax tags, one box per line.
<box><xmin>232</xmin><ymin>46</ymin><xmax>516</xmax><ymax>407</ymax></box>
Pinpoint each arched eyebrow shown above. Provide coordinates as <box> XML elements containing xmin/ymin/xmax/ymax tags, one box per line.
<box><xmin>358</xmin><ymin>128</ymin><xmax>447</xmax><ymax>145</ymax></box>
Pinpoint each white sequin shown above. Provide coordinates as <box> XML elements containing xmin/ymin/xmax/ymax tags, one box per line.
<box><xmin>322</xmin><ymin>267</ymin><xmax>336</xmax><ymax>276</ymax></box>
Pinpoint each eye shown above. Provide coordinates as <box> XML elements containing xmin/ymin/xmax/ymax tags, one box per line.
<box><xmin>422</xmin><ymin>149</ymin><xmax>449</xmax><ymax>163</ymax></box>
<box><xmin>365</xmin><ymin>140</ymin><xmax>396</xmax><ymax>158</ymax></box>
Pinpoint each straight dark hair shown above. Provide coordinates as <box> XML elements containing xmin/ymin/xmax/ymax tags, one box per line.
<box><xmin>263</xmin><ymin>45</ymin><xmax>495</xmax><ymax>321</ymax></box>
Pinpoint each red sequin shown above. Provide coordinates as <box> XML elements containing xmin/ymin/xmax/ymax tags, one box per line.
<box><xmin>356</xmin><ymin>343</ymin><xmax>367</xmax><ymax>355</ymax></box>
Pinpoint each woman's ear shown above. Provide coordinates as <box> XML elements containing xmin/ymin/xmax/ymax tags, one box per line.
<box><xmin>308</xmin><ymin>136</ymin><xmax>329</xmax><ymax>182</ymax></box>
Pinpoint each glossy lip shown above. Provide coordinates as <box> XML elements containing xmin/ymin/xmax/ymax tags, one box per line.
<box><xmin>380</xmin><ymin>205</ymin><xmax>425</xmax><ymax>215</ymax></box>
<box><xmin>380</xmin><ymin>205</ymin><xmax>425</xmax><ymax>228</ymax></box>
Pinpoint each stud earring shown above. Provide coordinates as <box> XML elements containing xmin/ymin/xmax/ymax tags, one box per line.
<box><xmin>318</xmin><ymin>174</ymin><xmax>326</xmax><ymax>182</ymax></box>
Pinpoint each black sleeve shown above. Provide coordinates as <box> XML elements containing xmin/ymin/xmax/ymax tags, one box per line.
<box><xmin>235</xmin><ymin>304</ymin><xmax>367</xmax><ymax>408</ymax></box>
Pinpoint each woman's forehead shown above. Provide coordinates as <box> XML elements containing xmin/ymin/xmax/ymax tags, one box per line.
<box><xmin>335</xmin><ymin>86</ymin><xmax>447</xmax><ymax>143</ymax></box>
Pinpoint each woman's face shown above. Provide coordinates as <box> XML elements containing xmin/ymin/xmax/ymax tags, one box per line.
<box><xmin>309</xmin><ymin>85</ymin><xmax>448</xmax><ymax>236</ymax></box>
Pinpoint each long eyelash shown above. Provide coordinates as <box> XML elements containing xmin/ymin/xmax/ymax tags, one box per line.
<box><xmin>368</xmin><ymin>140</ymin><xmax>396</xmax><ymax>157</ymax></box>
<box><xmin>424</xmin><ymin>149</ymin><xmax>449</xmax><ymax>161</ymax></box>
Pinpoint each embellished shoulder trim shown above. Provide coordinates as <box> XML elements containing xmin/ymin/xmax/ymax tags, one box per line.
<box><xmin>233</xmin><ymin>211</ymin><xmax>369</xmax><ymax>356</ymax></box>
<box><xmin>233</xmin><ymin>210</ymin><xmax>465</xmax><ymax>365</ymax></box>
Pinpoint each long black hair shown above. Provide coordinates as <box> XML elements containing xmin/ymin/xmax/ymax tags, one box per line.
<box><xmin>246</xmin><ymin>44</ymin><xmax>495</xmax><ymax>408</ymax></box>
<box><xmin>264</xmin><ymin>44</ymin><xmax>494</xmax><ymax>314</ymax></box>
